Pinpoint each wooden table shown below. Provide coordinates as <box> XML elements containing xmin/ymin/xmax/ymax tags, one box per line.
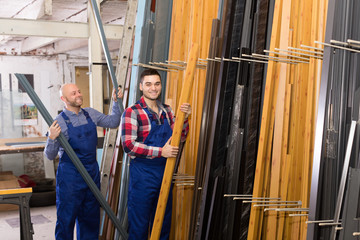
<box><xmin>0</xmin><ymin>137</ymin><xmax>46</xmax><ymax>154</ymax></box>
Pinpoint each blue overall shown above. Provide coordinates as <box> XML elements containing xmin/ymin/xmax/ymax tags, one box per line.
<box><xmin>55</xmin><ymin>109</ymin><xmax>100</xmax><ymax>240</ymax></box>
<box><xmin>128</xmin><ymin>108</ymin><xmax>173</xmax><ymax>240</ymax></box>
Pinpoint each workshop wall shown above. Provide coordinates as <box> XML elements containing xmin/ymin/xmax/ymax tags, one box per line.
<box><xmin>0</xmin><ymin>54</ymin><xmax>87</xmax><ymax>180</ymax></box>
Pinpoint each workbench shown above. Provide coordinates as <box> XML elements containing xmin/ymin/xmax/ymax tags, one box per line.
<box><xmin>0</xmin><ymin>187</ymin><xmax>34</xmax><ymax>240</ymax></box>
<box><xmin>0</xmin><ymin>137</ymin><xmax>46</xmax><ymax>154</ymax></box>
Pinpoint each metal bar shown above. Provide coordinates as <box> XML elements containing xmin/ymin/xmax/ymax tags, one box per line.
<box><xmin>289</xmin><ymin>214</ymin><xmax>309</xmax><ymax>217</ymax></box>
<box><xmin>165</xmin><ymin>60</ymin><xmax>186</xmax><ymax>65</ymax></box>
<box><xmin>300</xmin><ymin>44</ymin><xmax>324</xmax><ymax>51</ymax></box>
<box><xmin>243</xmin><ymin>200</ymin><xmax>301</xmax><ymax>203</ymax></box>
<box><xmin>252</xmin><ymin>53</ymin><xmax>309</xmax><ymax>62</ymax></box>
<box><xmin>275</xmin><ymin>208</ymin><xmax>309</xmax><ymax>212</ymax></box>
<box><xmin>315</xmin><ymin>41</ymin><xmax>360</xmax><ymax>53</ymax></box>
<box><xmin>133</xmin><ymin>63</ymin><xmax>178</xmax><ymax>72</ymax></box>
<box><xmin>163</xmin><ymin>60</ymin><xmax>205</xmax><ymax>68</ymax></box>
<box><xmin>198</xmin><ymin>58</ymin><xmax>207</xmax><ymax>61</ymax></box>
<box><xmin>330</xmin><ymin>39</ymin><xmax>350</xmax><ymax>46</ymax></box>
<box><xmin>89</xmin><ymin>0</ymin><xmax>124</xmax><ymax>113</ymax></box>
<box><xmin>176</xmin><ymin>183</ymin><xmax>194</xmax><ymax>186</ymax></box>
<box><xmin>263</xmin><ymin>49</ymin><xmax>310</xmax><ymax>60</ymax></box>
<box><xmin>196</xmin><ymin>64</ymin><xmax>207</xmax><ymax>69</ymax></box>
<box><xmin>174</xmin><ymin>180</ymin><xmax>194</xmax><ymax>183</ymax></box>
<box><xmin>263</xmin><ymin>208</ymin><xmax>309</xmax><ymax>212</ymax></box>
<box><xmin>223</xmin><ymin>194</ymin><xmax>252</xmax><ymax>197</ymax></box>
<box><xmin>250</xmin><ymin>53</ymin><xmax>309</xmax><ymax>64</ymax></box>
<box><xmin>242</xmin><ymin>54</ymin><xmax>298</xmax><ymax>64</ymax></box>
<box><xmin>148</xmin><ymin>62</ymin><xmax>185</xmax><ymax>70</ymax></box>
<box><xmin>288</xmin><ymin>46</ymin><xmax>324</xmax><ymax>55</ymax></box>
<box><xmin>275</xmin><ymin>48</ymin><xmax>323</xmax><ymax>59</ymax></box>
<box><xmin>231</xmin><ymin>57</ymin><xmax>269</xmax><ymax>64</ymax></box>
<box><xmin>116</xmin><ymin>154</ymin><xmax>130</xmax><ymax>239</ymax></box>
<box><xmin>330</xmin><ymin>121</ymin><xmax>357</xmax><ymax>239</ymax></box>
<box><xmin>347</xmin><ymin>39</ymin><xmax>360</xmax><ymax>46</ymax></box>
<box><xmin>341</xmin><ymin>169</ymin><xmax>360</xmax><ymax>239</ymax></box>
<box><xmin>319</xmin><ymin>222</ymin><xmax>341</xmax><ymax>226</ymax></box>
<box><xmin>172</xmin><ymin>174</ymin><xmax>194</xmax><ymax>177</ymax></box>
<box><xmin>223</xmin><ymin>56</ymin><xmax>271</xmax><ymax>64</ymax></box>
<box><xmin>15</xmin><ymin>73</ymin><xmax>128</xmax><ymax>239</ymax></box>
<box><xmin>329</xmin><ymin>38</ymin><xmax>360</xmax><ymax>54</ymax></box>
<box><xmin>307</xmin><ymin>0</ymin><xmax>337</xmax><ymax>238</ymax></box>
<box><xmin>219</xmin><ymin>55</ymin><xmax>270</xmax><ymax>63</ymax></box>
<box><xmin>222</xmin><ymin>57</ymin><xmax>242</xmax><ymax>62</ymax></box>
<box><xmin>206</xmin><ymin>57</ymin><xmax>222</xmax><ymax>62</ymax></box>
<box><xmin>306</xmin><ymin>219</ymin><xmax>334</xmax><ymax>224</ymax></box>
<box><xmin>224</xmin><ymin>84</ymin><xmax>245</xmax><ymax>240</ymax></box>
<box><xmin>253</xmin><ymin>203</ymin><xmax>302</xmax><ymax>207</ymax></box>
<box><xmin>233</xmin><ymin>197</ymin><xmax>281</xmax><ymax>200</ymax></box>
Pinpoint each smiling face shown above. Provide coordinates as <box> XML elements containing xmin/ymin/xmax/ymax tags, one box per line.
<box><xmin>60</xmin><ymin>84</ymin><xmax>83</xmax><ymax>109</ymax></box>
<box><xmin>139</xmin><ymin>74</ymin><xmax>162</xmax><ymax>101</ymax></box>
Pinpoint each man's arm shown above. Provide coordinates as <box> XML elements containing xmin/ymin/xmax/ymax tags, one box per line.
<box><xmin>89</xmin><ymin>102</ymin><xmax>121</xmax><ymax>128</ymax></box>
<box><xmin>120</xmin><ymin>108</ymin><xmax>163</xmax><ymax>159</ymax></box>
<box><xmin>44</xmin><ymin>119</ymin><xmax>63</xmax><ymax>160</ymax></box>
<box><xmin>90</xmin><ymin>88</ymin><xmax>123</xmax><ymax>128</ymax></box>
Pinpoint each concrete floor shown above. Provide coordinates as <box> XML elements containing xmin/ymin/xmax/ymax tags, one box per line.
<box><xmin>0</xmin><ymin>205</ymin><xmax>57</xmax><ymax>240</ymax></box>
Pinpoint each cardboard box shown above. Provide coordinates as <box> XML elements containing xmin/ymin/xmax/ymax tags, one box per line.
<box><xmin>0</xmin><ymin>171</ymin><xmax>20</xmax><ymax>211</ymax></box>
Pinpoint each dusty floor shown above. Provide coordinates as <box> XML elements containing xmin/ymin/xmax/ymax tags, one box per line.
<box><xmin>0</xmin><ymin>204</ymin><xmax>57</xmax><ymax>240</ymax></box>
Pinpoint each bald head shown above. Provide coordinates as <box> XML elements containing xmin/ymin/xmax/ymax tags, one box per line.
<box><xmin>59</xmin><ymin>83</ymin><xmax>83</xmax><ymax>109</ymax></box>
<box><xmin>59</xmin><ymin>83</ymin><xmax>77</xmax><ymax>97</ymax></box>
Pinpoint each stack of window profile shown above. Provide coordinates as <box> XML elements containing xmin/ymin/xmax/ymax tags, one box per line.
<box><xmin>307</xmin><ymin>0</ymin><xmax>360</xmax><ymax>239</ymax></box>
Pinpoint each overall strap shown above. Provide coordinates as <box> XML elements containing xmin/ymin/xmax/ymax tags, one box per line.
<box><xmin>143</xmin><ymin>107</ymin><xmax>155</xmax><ymax>123</ymax></box>
<box><xmin>82</xmin><ymin>109</ymin><xmax>91</xmax><ymax>119</ymax></box>
<box><xmin>143</xmin><ymin>106</ymin><xmax>170</xmax><ymax>125</ymax></box>
<box><xmin>60</xmin><ymin>111</ymin><xmax>72</xmax><ymax>126</ymax></box>
<box><xmin>81</xmin><ymin>109</ymin><xmax>95</xmax><ymax>125</ymax></box>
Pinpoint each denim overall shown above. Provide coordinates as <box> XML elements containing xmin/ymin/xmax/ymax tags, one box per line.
<box><xmin>55</xmin><ymin>109</ymin><xmax>100</xmax><ymax>240</ymax></box>
<box><xmin>128</xmin><ymin>107</ymin><xmax>173</xmax><ymax>240</ymax></box>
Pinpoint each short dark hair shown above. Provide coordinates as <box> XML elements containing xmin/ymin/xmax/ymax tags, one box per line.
<box><xmin>140</xmin><ymin>69</ymin><xmax>161</xmax><ymax>83</ymax></box>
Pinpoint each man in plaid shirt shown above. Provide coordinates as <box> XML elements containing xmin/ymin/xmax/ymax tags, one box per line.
<box><xmin>120</xmin><ymin>69</ymin><xmax>191</xmax><ymax>240</ymax></box>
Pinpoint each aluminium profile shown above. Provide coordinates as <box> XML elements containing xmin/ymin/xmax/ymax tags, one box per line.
<box><xmin>89</xmin><ymin>0</ymin><xmax>124</xmax><ymax>113</ymax></box>
<box><xmin>307</xmin><ymin>0</ymin><xmax>337</xmax><ymax>238</ymax></box>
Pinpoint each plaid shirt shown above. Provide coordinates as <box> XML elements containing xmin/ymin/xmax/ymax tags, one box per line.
<box><xmin>120</xmin><ymin>96</ymin><xmax>189</xmax><ymax>159</ymax></box>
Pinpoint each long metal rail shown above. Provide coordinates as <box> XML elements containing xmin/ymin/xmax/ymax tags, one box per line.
<box><xmin>15</xmin><ymin>73</ymin><xmax>128</xmax><ymax>239</ymax></box>
<box><xmin>89</xmin><ymin>0</ymin><xmax>124</xmax><ymax>113</ymax></box>
<box><xmin>306</xmin><ymin>0</ymin><xmax>336</xmax><ymax>238</ymax></box>
<box><xmin>330</xmin><ymin>121</ymin><xmax>357</xmax><ymax>239</ymax></box>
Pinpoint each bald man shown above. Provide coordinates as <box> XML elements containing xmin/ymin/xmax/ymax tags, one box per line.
<box><xmin>44</xmin><ymin>83</ymin><xmax>122</xmax><ymax>240</ymax></box>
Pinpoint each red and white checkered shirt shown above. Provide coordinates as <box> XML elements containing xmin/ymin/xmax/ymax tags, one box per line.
<box><xmin>120</xmin><ymin>96</ymin><xmax>189</xmax><ymax>159</ymax></box>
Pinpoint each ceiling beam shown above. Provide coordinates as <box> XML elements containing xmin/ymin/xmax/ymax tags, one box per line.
<box><xmin>0</xmin><ymin>18</ymin><xmax>123</xmax><ymax>39</ymax></box>
<box><xmin>54</xmin><ymin>39</ymin><xmax>87</xmax><ymax>54</ymax></box>
<box><xmin>53</xmin><ymin>38</ymin><xmax>120</xmax><ymax>54</ymax></box>
<box><xmin>21</xmin><ymin>37</ymin><xmax>57</xmax><ymax>52</ymax></box>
